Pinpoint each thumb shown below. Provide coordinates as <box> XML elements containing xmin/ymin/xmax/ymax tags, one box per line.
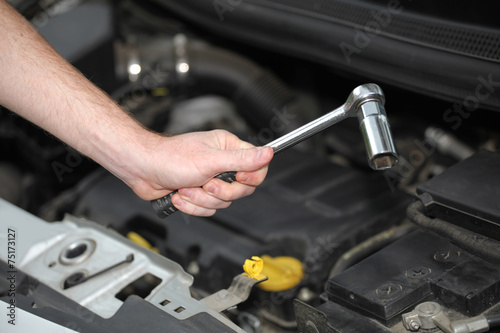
<box><xmin>213</xmin><ymin>146</ymin><xmax>274</xmax><ymax>173</ymax></box>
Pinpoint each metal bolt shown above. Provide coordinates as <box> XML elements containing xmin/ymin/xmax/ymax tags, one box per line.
<box><xmin>217</xmin><ymin>290</ymin><xmax>230</xmax><ymax>300</ymax></box>
<box><xmin>238</xmin><ymin>312</ymin><xmax>261</xmax><ymax>333</ymax></box>
<box><xmin>186</xmin><ymin>261</ymin><xmax>200</xmax><ymax>275</ymax></box>
<box><xmin>402</xmin><ymin>312</ymin><xmax>420</xmax><ymax>331</ymax></box>
<box><xmin>409</xmin><ymin>320</ymin><xmax>420</xmax><ymax>331</ymax></box>
<box><xmin>297</xmin><ymin>287</ymin><xmax>315</xmax><ymax>302</ymax></box>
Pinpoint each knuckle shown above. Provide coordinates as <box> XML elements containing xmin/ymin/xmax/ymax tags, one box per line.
<box><xmin>212</xmin><ymin>184</ymin><xmax>234</xmax><ymax>201</ymax></box>
<box><xmin>221</xmin><ymin>191</ymin><xmax>234</xmax><ymax>201</ymax></box>
<box><xmin>211</xmin><ymin>129</ymin><xmax>232</xmax><ymax>141</ymax></box>
<box><xmin>211</xmin><ymin>129</ymin><xmax>227</xmax><ymax>135</ymax></box>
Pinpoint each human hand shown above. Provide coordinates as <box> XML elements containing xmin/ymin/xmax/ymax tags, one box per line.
<box><xmin>123</xmin><ymin>129</ymin><xmax>274</xmax><ymax>216</ymax></box>
<box><xmin>0</xmin><ymin>1</ymin><xmax>273</xmax><ymax>217</ymax></box>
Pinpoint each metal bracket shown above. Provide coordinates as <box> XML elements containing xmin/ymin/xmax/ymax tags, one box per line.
<box><xmin>200</xmin><ymin>274</ymin><xmax>268</xmax><ymax>313</ymax></box>
<box><xmin>402</xmin><ymin>302</ymin><xmax>490</xmax><ymax>333</ymax></box>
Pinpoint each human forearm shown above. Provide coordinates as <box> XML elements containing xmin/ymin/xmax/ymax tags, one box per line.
<box><xmin>0</xmin><ymin>1</ymin><xmax>273</xmax><ymax>216</ymax></box>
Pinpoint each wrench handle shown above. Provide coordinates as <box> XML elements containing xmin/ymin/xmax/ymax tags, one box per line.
<box><xmin>151</xmin><ymin>171</ymin><xmax>237</xmax><ymax>218</ymax></box>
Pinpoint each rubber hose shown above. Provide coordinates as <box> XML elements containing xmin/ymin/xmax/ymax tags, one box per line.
<box><xmin>407</xmin><ymin>201</ymin><xmax>500</xmax><ymax>264</ymax></box>
<box><xmin>328</xmin><ymin>223</ymin><xmax>415</xmax><ymax>279</ymax></box>
<box><xmin>186</xmin><ymin>43</ymin><xmax>300</xmax><ymax>133</ymax></box>
<box><xmin>487</xmin><ymin>315</ymin><xmax>500</xmax><ymax>329</ymax></box>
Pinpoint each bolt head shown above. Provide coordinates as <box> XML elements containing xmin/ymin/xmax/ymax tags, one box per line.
<box><xmin>217</xmin><ymin>290</ymin><xmax>230</xmax><ymax>300</ymax></box>
<box><xmin>297</xmin><ymin>287</ymin><xmax>315</xmax><ymax>302</ymax></box>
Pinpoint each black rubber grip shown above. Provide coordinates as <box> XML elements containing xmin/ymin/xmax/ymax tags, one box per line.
<box><xmin>151</xmin><ymin>171</ymin><xmax>237</xmax><ymax>218</ymax></box>
<box><xmin>214</xmin><ymin>171</ymin><xmax>237</xmax><ymax>182</ymax></box>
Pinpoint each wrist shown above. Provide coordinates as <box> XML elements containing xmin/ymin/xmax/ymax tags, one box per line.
<box><xmin>108</xmin><ymin>123</ymin><xmax>161</xmax><ymax>187</ymax></box>
<box><xmin>84</xmin><ymin>109</ymin><xmax>158</xmax><ymax>188</ymax></box>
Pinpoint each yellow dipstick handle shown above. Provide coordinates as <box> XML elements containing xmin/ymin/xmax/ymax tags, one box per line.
<box><xmin>243</xmin><ymin>256</ymin><xmax>266</xmax><ymax>280</ymax></box>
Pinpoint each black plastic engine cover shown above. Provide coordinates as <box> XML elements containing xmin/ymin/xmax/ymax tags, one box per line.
<box><xmin>74</xmin><ymin>149</ymin><xmax>411</xmax><ymax>294</ymax></box>
<box><xmin>417</xmin><ymin>150</ymin><xmax>500</xmax><ymax>240</ymax></box>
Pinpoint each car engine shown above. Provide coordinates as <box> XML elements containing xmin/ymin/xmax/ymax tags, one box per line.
<box><xmin>1</xmin><ymin>0</ymin><xmax>500</xmax><ymax>332</ymax></box>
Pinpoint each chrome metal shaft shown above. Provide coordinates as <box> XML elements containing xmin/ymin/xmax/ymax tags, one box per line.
<box><xmin>265</xmin><ymin>105</ymin><xmax>348</xmax><ymax>154</ymax></box>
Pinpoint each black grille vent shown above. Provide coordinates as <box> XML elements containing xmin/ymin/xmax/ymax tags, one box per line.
<box><xmin>251</xmin><ymin>0</ymin><xmax>500</xmax><ymax>61</ymax></box>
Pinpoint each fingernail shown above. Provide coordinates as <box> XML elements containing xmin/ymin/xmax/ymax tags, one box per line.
<box><xmin>172</xmin><ymin>195</ymin><xmax>183</xmax><ymax>208</ymax></box>
<box><xmin>205</xmin><ymin>183</ymin><xmax>217</xmax><ymax>195</ymax></box>
<box><xmin>256</xmin><ymin>147</ymin><xmax>266</xmax><ymax>160</ymax></box>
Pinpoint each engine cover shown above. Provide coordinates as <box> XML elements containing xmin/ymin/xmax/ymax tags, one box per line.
<box><xmin>417</xmin><ymin>150</ymin><xmax>500</xmax><ymax>240</ymax></box>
